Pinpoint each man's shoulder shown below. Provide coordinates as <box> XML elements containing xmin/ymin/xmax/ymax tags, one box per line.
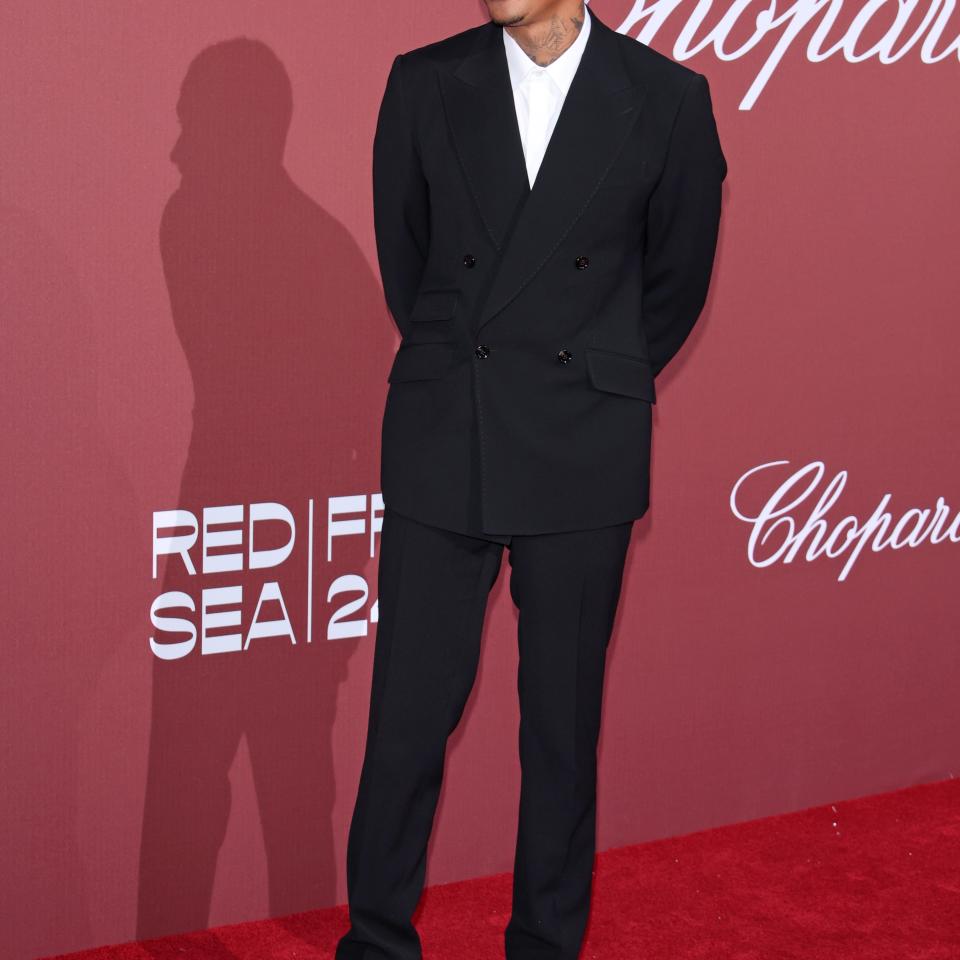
<box><xmin>608</xmin><ymin>25</ymin><xmax>703</xmax><ymax>94</ymax></box>
<box><xmin>395</xmin><ymin>22</ymin><xmax>491</xmax><ymax>71</ymax></box>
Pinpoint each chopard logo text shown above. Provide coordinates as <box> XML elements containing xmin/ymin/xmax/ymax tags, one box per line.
<box><xmin>730</xmin><ymin>459</ymin><xmax>960</xmax><ymax>580</ymax></box>
<box><xmin>615</xmin><ymin>0</ymin><xmax>960</xmax><ymax>108</ymax></box>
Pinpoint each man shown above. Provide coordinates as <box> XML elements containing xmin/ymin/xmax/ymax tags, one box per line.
<box><xmin>336</xmin><ymin>1</ymin><xmax>727</xmax><ymax>957</ymax></box>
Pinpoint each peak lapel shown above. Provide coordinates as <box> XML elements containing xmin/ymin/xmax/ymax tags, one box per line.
<box><xmin>475</xmin><ymin>10</ymin><xmax>647</xmax><ymax>333</ymax></box>
<box><xmin>438</xmin><ymin>23</ymin><xmax>530</xmax><ymax>252</ymax></box>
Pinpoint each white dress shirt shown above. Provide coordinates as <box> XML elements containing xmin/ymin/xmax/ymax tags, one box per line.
<box><xmin>502</xmin><ymin>6</ymin><xmax>592</xmax><ymax>187</ymax></box>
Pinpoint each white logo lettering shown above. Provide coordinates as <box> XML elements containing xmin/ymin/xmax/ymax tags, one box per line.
<box><xmin>613</xmin><ymin>0</ymin><xmax>960</xmax><ymax>109</ymax></box>
<box><xmin>729</xmin><ymin>460</ymin><xmax>959</xmax><ymax>579</ymax></box>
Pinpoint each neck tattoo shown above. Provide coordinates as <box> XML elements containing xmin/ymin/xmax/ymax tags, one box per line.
<box><xmin>510</xmin><ymin>4</ymin><xmax>585</xmax><ymax>67</ymax></box>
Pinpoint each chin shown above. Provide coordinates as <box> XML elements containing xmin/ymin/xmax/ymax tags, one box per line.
<box><xmin>485</xmin><ymin>1</ymin><xmax>528</xmax><ymax>26</ymax></box>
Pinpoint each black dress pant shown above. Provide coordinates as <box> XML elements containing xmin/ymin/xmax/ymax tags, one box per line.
<box><xmin>335</xmin><ymin>506</ymin><xmax>634</xmax><ymax>960</ymax></box>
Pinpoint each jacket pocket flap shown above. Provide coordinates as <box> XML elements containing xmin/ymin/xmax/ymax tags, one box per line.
<box><xmin>387</xmin><ymin>342</ymin><xmax>456</xmax><ymax>382</ymax></box>
<box><xmin>409</xmin><ymin>288</ymin><xmax>459</xmax><ymax>322</ymax></box>
<box><xmin>585</xmin><ymin>347</ymin><xmax>656</xmax><ymax>403</ymax></box>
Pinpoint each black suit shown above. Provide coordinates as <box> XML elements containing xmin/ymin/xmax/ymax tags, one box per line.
<box><xmin>375</xmin><ymin>6</ymin><xmax>726</xmax><ymax>540</ymax></box>
<box><xmin>337</xmin><ymin>8</ymin><xmax>727</xmax><ymax>960</ymax></box>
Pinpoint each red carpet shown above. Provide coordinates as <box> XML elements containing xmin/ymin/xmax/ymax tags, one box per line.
<box><xmin>45</xmin><ymin>778</ymin><xmax>960</xmax><ymax>960</ymax></box>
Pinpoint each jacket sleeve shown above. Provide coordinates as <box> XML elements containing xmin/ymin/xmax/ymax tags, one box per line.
<box><xmin>372</xmin><ymin>53</ymin><xmax>431</xmax><ymax>340</ymax></box>
<box><xmin>641</xmin><ymin>72</ymin><xmax>727</xmax><ymax>378</ymax></box>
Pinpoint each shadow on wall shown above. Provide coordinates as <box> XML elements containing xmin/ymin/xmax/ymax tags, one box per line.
<box><xmin>137</xmin><ymin>38</ymin><xmax>389</xmax><ymax>945</ymax></box>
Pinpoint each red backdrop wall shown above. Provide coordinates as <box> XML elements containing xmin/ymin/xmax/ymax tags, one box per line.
<box><xmin>2</xmin><ymin>1</ymin><xmax>959</xmax><ymax>957</ymax></box>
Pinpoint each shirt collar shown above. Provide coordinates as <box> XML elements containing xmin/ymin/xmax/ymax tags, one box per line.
<box><xmin>502</xmin><ymin>4</ymin><xmax>591</xmax><ymax>96</ymax></box>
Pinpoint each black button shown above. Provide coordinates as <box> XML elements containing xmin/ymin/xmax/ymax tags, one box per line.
<box><xmin>475</xmin><ymin>344</ymin><xmax>490</xmax><ymax>359</ymax></box>
<box><xmin>575</xmin><ymin>255</ymin><xmax>590</xmax><ymax>270</ymax></box>
<box><xmin>557</xmin><ymin>349</ymin><xmax>574</xmax><ymax>364</ymax></box>
<box><xmin>463</xmin><ymin>253</ymin><xmax>477</xmax><ymax>268</ymax></box>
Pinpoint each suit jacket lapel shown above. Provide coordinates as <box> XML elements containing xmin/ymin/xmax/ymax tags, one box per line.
<box><xmin>440</xmin><ymin>9</ymin><xmax>647</xmax><ymax>335</ymax></box>
<box><xmin>438</xmin><ymin>22</ymin><xmax>530</xmax><ymax>253</ymax></box>
<box><xmin>478</xmin><ymin>11</ymin><xmax>647</xmax><ymax>332</ymax></box>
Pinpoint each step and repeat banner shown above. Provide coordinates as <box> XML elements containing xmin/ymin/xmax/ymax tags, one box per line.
<box><xmin>2</xmin><ymin>1</ymin><xmax>958</xmax><ymax>956</ymax></box>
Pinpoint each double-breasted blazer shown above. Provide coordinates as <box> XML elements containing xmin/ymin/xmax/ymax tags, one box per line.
<box><xmin>373</xmin><ymin>5</ymin><xmax>727</xmax><ymax>540</ymax></box>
